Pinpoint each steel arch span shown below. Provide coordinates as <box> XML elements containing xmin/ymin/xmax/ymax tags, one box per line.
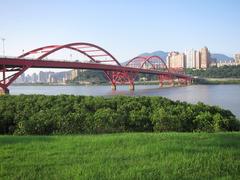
<box><xmin>126</xmin><ymin>56</ymin><xmax>169</xmax><ymax>72</ymax></box>
<box><xmin>0</xmin><ymin>42</ymin><xmax>122</xmax><ymax>92</ymax></box>
<box><xmin>125</xmin><ymin>55</ymin><xmax>172</xmax><ymax>87</ymax></box>
<box><xmin>125</xmin><ymin>56</ymin><xmax>190</xmax><ymax>87</ymax></box>
<box><xmin>19</xmin><ymin>42</ymin><xmax>121</xmax><ymax>65</ymax></box>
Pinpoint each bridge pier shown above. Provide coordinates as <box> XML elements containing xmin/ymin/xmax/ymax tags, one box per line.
<box><xmin>111</xmin><ymin>84</ymin><xmax>116</xmax><ymax>91</ymax></box>
<box><xmin>170</xmin><ymin>79</ymin><xmax>174</xmax><ymax>87</ymax></box>
<box><xmin>158</xmin><ymin>75</ymin><xmax>164</xmax><ymax>88</ymax></box>
<box><xmin>177</xmin><ymin>78</ymin><xmax>182</xmax><ymax>86</ymax></box>
<box><xmin>129</xmin><ymin>83</ymin><xmax>135</xmax><ymax>91</ymax></box>
<box><xmin>159</xmin><ymin>81</ymin><xmax>163</xmax><ymax>88</ymax></box>
<box><xmin>187</xmin><ymin>79</ymin><xmax>192</xmax><ymax>86</ymax></box>
<box><xmin>178</xmin><ymin>79</ymin><xmax>185</xmax><ymax>86</ymax></box>
<box><xmin>0</xmin><ymin>87</ymin><xmax>9</xmax><ymax>95</ymax></box>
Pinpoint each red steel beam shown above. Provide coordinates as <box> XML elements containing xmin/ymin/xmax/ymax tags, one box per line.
<box><xmin>90</xmin><ymin>54</ymin><xmax>109</xmax><ymax>57</ymax></box>
<box><xmin>0</xmin><ymin>57</ymin><xmax>192</xmax><ymax>79</ymax></box>
<box><xmin>82</xmin><ymin>50</ymin><xmax>102</xmax><ymax>52</ymax></box>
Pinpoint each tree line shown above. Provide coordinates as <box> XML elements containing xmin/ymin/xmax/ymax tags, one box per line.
<box><xmin>186</xmin><ymin>65</ymin><xmax>240</xmax><ymax>78</ymax></box>
<box><xmin>0</xmin><ymin>95</ymin><xmax>239</xmax><ymax>135</ymax></box>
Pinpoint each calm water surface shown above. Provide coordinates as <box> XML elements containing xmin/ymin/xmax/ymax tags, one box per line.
<box><xmin>9</xmin><ymin>85</ymin><xmax>240</xmax><ymax>117</ymax></box>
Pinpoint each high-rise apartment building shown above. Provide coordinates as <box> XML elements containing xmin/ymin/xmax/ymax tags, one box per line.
<box><xmin>185</xmin><ymin>49</ymin><xmax>196</xmax><ymax>68</ymax></box>
<box><xmin>235</xmin><ymin>53</ymin><xmax>240</xmax><ymax>64</ymax></box>
<box><xmin>200</xmin><ymin>47</ymin><xmax>210</xmax><ymax>69</ymax></box>
<box><xmin>166</xmin><ymin>47</ymin><xmax>211</xmax><ymax>69</ymax></box>
<box><xmin>195</xmin><ymin>51</ymin><xmax>201</xmax><ymax>69</ymax></box>
<box><xmin>166</xmin><ymin>52</ymin><xmax>185</xmax><ymax>69</ymax></box>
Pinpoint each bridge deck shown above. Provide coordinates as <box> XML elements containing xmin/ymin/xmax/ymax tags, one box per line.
<box><xmin>0</xmin><ymin>57</ymin><xmax>190</xmax><ymax>79</ymax></box>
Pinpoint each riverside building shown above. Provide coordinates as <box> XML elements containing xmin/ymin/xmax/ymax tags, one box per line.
<box><xmin>235</xmin><ymin>53</ymin><xmax>240</xmax><ymax>64</ymax></box>
<box><xmin>166</xmin><ymin>52</ymin><xmax>186</xmax><ymax>69</ymax></box>
<box><xmin>185</xmin><ymin>49</ymin><xmax>196</xmax><ymax>69</ymax></box>
<box><xmin>200</xmin><ymin>47</ymin><xmax>210</xmax><ymax>69</ymax></box>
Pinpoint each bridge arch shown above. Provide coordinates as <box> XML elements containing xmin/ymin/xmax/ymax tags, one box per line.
<box><xmin>1</xmin><ymin>42</ymin><xmax>122</xmax><ymax>93</ymax></box>
<box><xmin>19</xmin><ymin>42</ymin><xmax>121</xmax><ymax>66</ymax></box>
<box><xmin>126</xmin><ymin>56</ymin><xmax>168</xmax><ymax>72</ymax></box>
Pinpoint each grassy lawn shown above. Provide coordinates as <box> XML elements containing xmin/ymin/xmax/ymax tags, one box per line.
<box><xmin>0</xmin><ymin>133</ymin><xmax>240</xmax><ymax>179</ymax></box>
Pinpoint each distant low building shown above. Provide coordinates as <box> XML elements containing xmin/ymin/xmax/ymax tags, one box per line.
<box><xmin>217</xmin><ymin>60</ymin><xmax>239</xmax><ymax>67</ymax></box>
<box><xmin>39</xmin><ymin>71</ymin><xmax>54</xmax><ymax>83</ymax></box>
<box><xmin>32</xmin><ymin>73</ymin><xmax>38</xmax><ymax>83</ymax></box>
<box><xmin>209</xmin><ymin>58</ymin><xmax>217</xmax><ymax>67</ymax></box>
<box><xmin>48</xmin><ymin>76</ymin><xmax>57</xmax><ymax>83</ymax></box>
<box><xmin>71</xmin><ymin>69</ymin><xmax>79</xmax><ymax>80</ymax></box>
<box><xmin>14</xmin><ymin>73</ymin><xmax>25</xmax><ymax>84</ymax></box>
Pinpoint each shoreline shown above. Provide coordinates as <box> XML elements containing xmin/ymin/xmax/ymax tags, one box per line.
<box><xmin>194</xmin><ymin>78</ymin><xmax>240</xmax><ymax>84</ymax></box>
<box><xmin>12</xmin><ymin>79</ymin><xmax>240</xmax><ymax>86</ymax></box>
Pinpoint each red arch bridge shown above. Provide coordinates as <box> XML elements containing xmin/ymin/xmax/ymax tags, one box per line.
<box><xmin>0</xmin><ymin>42</ymin><xmax>192</xmax><ymax>94</ymax></box>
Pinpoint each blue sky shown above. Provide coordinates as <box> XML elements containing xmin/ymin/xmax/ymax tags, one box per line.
<box><xmin>1</xmin><ymin>0</ymin><xmax>240</xmax><ymax>64</ymax></box>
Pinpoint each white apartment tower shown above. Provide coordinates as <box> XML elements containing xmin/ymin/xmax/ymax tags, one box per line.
<box><xmin>185</xmin><ymin>49</ymin><xmax>196</xmax><ymax>69</ymax></box>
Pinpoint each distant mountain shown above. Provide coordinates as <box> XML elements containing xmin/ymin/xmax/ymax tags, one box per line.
<box><xmin>121</xmin><ymin>51</ymin><xmax>234</xmax><ymax>66</ymax></box>
<box><xmin>139</xmin><ymin>50</ymin><xmax>168</xmax><ymax>61</ymax></box>
<box><xmin>210</xmin><ymin>53</ymin><xmax>234</xmax><ymax>62</ymax></box>
<box><xmin>121</xmin><ymin>50</ymin><xmax>168</xmax><ymax>65</ymax></box>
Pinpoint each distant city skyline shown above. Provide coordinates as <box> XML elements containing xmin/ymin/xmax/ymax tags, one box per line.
<box><xmin>1</xmin><ymin>0</ymin><xmax>240</xmax><ymax>75</ymax></box>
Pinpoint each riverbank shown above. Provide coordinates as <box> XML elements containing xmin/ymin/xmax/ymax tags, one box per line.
<box><xmin>0</xmin><ymin>132</ymin><xmax>239</xmax><ymax>179</ymax></box>
<box><xmin>194</xmin><ymin>78</ymin><xmax>240</xmax><ymax>84</ymax></box>
<box><xmin>11</xmin><ymin>81</ymin><xmax>161</xmax><ymax>86</ymax></box>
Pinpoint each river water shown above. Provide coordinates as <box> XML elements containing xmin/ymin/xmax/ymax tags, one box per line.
<box><xmin>9</xmin><ymin>84</ymin><xmax>240</xmax><ymax>117</ymax></box>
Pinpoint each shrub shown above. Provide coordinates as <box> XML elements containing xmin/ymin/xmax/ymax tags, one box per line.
<box><xmin>0</xmin><ymin>95</ymin><xmax>239</xmax><ymax>135</ymax></box>
<box><xmin>151</xmin><ymin>108</ymin><xmax>181</xmax><ymax>132</ymax></box>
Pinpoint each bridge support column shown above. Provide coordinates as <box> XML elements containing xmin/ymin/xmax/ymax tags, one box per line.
<box><xmin>177</xmin><ymin>78</ymin><xmax>181</xmax><ymax>86</ymax></box>
<box><xmin>179</xmin><ymin>78</ymin><xmax>185</xmax><ymax>86</ymax></box>
<box><xmin>158</xmin><ymin>75</ymin><xmax>164</xmax><ymax>88</ymax></box>
<box><xmin>0</xmin><ymin>65</ymin><xmax>9</xmax><ymax>95</ymax></box>
<box><xmin>167</xmin><ymin>74</ymin><xmax>174</xmax><ymax>87</ymax></box>
<box><xmin>0</xmin><ymin>87</ymin><xmax>9</xmax><ymax>95</ymax></box>
<box><xmin>129</xmin><ymin>83</ymin><xmax>135</xmax><ymax>91</ymax></box>
<box><xmin>105</xmin><ymin>70</ymin><xmax>137</xmax><ymax>91</ymax></box>
<box><xmin>159</xmin><ymin>81</ymin><xmax>163</xmax><ymax>88</ymax></box>
<box><xmin>170</xmin><ymin>79</ymin><xmax>174</xmax><ymax>87</ymax></box>
<box><xmin>111</xmin><ymin>84</ymin><xmax>116</xmax><ymax>91</ymax></box>
<box><xmin>180</xmin><ymin>79</ymin><xmax>184</xmax><ymax>86</ymax></box>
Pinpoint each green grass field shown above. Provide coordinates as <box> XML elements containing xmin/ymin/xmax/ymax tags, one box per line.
<box><xmin>0</xmin><ymin>133</ymin><xmax>240</xmax><ymax>179</ymax></box>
